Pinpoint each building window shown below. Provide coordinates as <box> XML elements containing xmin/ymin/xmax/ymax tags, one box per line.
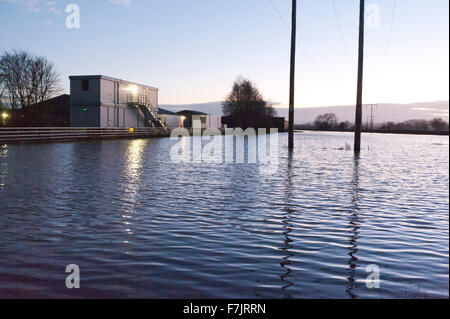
<box><xmin>81</xmin><ymin>80</ymin><xmax>89</xmax><ymax>91</ymax></box>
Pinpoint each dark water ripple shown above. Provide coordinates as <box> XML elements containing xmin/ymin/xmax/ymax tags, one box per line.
<box><xmin>0</xmin><ymin>132</ymin><xmax>448</xmax><ymax>298</ymax></box>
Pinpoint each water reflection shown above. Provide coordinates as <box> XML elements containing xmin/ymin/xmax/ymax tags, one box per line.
<box><xmin>346</xmin><ymin>154</ymin><xmax>362</xmax><ymax>299</ymax></box>
<box><xmin>123</xmin><ymin>139</ymin><xmax>147</xmax><ymax>199</ymax></box>
<box><xmin>121</xmin><ymin>139</ymin><xmax>147</xmax><ymax>237</ymax></box>
<box><xmin>280</xmin><ymin>152</ymin><xmax>295</xmax><ymax>298</ymax></box>
<box><xmin>0</xmin><ymin>144</ymin><xmax>8</xmax><ymax>187</ymax></box>
<box><xmin>125</xmin><ymin>139</ymin><xmax>147</xmax><ymax>181</ymax></box>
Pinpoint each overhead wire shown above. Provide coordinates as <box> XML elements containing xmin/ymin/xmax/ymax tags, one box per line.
<box><xmin>331</xmin><ymin>0</ymin><xmax>350</xmax><ymax>62</ymax></box>
<box><xmin>266</xmin><ymin>0</ymin><xmax>323</xmax><ymax>76</ymax></box>
<box><xmin>383</xmin><ymin>0</ymin><xmax>398</xmax><ymax>79</ymax></box>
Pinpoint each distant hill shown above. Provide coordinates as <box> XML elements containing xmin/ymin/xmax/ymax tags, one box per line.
<box><xmin>160</xmin><ymin>101</ymin><xmax>449</xmax><ymax>124</ymax></box>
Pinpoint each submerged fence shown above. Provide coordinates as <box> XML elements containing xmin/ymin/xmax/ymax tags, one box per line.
<box><xmin>0</xmin><ymin>127</ymin><xmax>172</xmax><ymax>144</ymax></box>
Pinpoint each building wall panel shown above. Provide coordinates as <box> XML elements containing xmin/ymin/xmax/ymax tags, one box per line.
<box><xmin>70</xmin><ymin>79</ymin><xmax>101</xmax><ymax>106</ymax></box>
<box><xmin>70</xmin><ymin>105</ymin><xmax>100</xmax><ymax>127</ymax></box>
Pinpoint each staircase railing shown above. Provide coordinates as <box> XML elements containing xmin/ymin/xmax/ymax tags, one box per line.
<box><xmin>127</xmin><ymin>94</ymin><xmax>147</xmax><ymax>106</ymax></box>
<box><xmin>127</xmin><ymin>94</ymin><xmax>165</xmax><ymax>128</ymax></box>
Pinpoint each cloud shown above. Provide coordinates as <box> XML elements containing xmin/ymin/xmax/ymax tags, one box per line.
<box><xmin>26</xmin><ymin>0</ymin><xmax>39</xmax><ymax>11</ymax></box>
<box><xmin>413</xmin><ymin>107</ymin><xmax>446</xmax><ymax>112</ymax></box>
<box><xmin>45</xmin><ymin>1</ymin><xmax>60</xmax><ymax>14</ymax></box>
<box><xmin>429</xmin><ymin>113</ymin><xmax>449</xmax><ymax>117</ymax></box>
<box><xmin>109</xmin><ymin>0</ymin><xmax>131</xmax><ymax>6</ymax></box>
<box><xmin>0</xmin><ymin>0</ymin><xmax>40</xmax><ymax>12</ymax></box>
<box><xmin>0</xmin><ymin>0</ymin><xmax>64</xmax><ymax>16</ymax></box>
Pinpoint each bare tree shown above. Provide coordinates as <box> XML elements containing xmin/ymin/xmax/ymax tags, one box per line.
<box><xmin>30</xmin><ymin>56</ymin><xmax>60</xmax><ymax>104</ymax></box>
<box><xmin>222</xmin><ymin>77</ymin><xmax>276</xmax><ymax>129</ymax></box>
<box><xmin>0</xmin><ymin>49</ymin><xmax>60</xmax><ymax>109</ymax></box>
<box><xmin>265</xmin><ymin>104</ymin><xmax>278</xmax><ymax>118</ymax></box>
<box><xmin>314</xmin><ymin>113</ymin><xmax>339</xmax><ymax>130</ymax></box>
<box><xmin>0</xmin><ymin>50</ymin><xmax>29</xmax><ymax>109</ymax></box>
<box><xmin>0</xmin><ymin>75</ymin><xmax>5</xmax><ymax>105</ymax></box>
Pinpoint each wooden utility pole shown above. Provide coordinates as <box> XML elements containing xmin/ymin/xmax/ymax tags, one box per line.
<box><xmin>354</xmin><ymin>0</ymin><xmax>365</xmax><ymax>152</ymax></box>
<box><xmin>288</xmin><ymin>0</ymin><xmax>297</xmax><ymax>151</ymax></box>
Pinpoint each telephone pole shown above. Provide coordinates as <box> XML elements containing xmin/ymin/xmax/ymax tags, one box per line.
<box><xmin>288</xmin><ymin>0</ymin><xmax>297</xmax><ymax>151</ymax></box>
<box><xmin>354</xmin><ymin>0</ymin><xmax>365</xmax><ymax>152</ymax></box>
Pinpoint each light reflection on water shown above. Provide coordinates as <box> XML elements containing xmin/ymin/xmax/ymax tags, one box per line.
<box><xmin>0</xmin><ymin>132</ymin><xmax>448</xmax><ymax>298</ymax></box>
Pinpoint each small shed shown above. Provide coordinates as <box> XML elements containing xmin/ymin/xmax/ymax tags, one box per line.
<box><xmin>176</xmin><ymin>110</ymin><xmax>222</xmax><ymax>129</ymax></box>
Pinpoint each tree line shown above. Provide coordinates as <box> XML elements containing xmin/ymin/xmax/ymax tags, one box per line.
<box><xmin>380</xmin><ymin>118</ymin><xmax>449</xmax><ymax>133</ymax></box>
<box><xmin>0</xmin><ymin>49</ymin><xmax>60</xmax><ymax>110</ymax></box>
<box><xmin>297</xmin><ymin>112</ymin><xmax>449</xmax><ymax>133</ymax></box>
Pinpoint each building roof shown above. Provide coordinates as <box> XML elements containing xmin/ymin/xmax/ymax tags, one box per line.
<box><xmin>9</xmin><ymin>94</ymin><xmax>71</xmax><ymax>127</ymax></box>
<box><xmin>177</xmin><ymin>110</ymin><xmax>208</xmax><ymax>116</ymax></box>
<box><xmin>158</xmin><ymin>108</ymin><xmax>177</xmax><ymax>115</ymax></box>
<box><xmin>69</xmin><ymin>75</ymin><xmax>158</xmax><ymax>91</ymax></box>
<box><xmin>24</xmin><ymin>94</ymin><xmax>70</xmax><ymax>111</ymax></box>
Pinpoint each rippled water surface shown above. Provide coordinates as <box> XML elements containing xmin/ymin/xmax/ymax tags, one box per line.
<box><xmin>0</xmin><ymin>132</ymin><xmax>448</xmax><ymax>298</ymax></box>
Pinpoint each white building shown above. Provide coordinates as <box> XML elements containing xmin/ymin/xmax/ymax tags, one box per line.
<box><xmin>176</xmin><ymin>110</ymin><xmax>222</xmax><ymax>129</ymax></box>
<box><xmin>70</xmin><ymin>75</ymin><xmax>163</xmax><ymax>128</ymax></box>
<box><xmin>158</xmin><ymin>108</ymin><xmax>184</xmax><ymax>128</ymax></box>
<box><xmin>158</xmin><ymin>109</ymin><xmax>222</xmax><ymax>129</ymax></box>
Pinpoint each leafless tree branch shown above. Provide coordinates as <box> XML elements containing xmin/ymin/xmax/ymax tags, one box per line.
<box><xmin>0</xmin><ymin>49</ymin><xmax>60</xmax><ymax>109</ymax></box>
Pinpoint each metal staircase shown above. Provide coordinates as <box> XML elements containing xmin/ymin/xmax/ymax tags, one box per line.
<box><xmin>127</xmin><ymin>94</ymin><xmax>165</xmax><ymax>128</ymax></box>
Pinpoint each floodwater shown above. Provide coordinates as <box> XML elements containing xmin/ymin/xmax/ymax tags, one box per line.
<box><xmin>0</xmin><ymin>132</ymin><xmax>448</xmax><ymax>298</ymax></box>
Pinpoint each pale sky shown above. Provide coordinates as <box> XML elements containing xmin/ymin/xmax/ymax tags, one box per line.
<box><xmin>0</xmin><ymin>0</ymin><xmax>448</xmax><ymax>108</ymax></box>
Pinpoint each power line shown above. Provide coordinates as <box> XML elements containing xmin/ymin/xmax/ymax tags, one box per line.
<box><xmin>383</xmin><ymin>0</ymin><xmax>398</xmax><ymax>79</ymax></box>
<box><xmin>268</xmin><ymin>0</ymin><xmax>290</xmax><ymax>30</ymax></box>
<box><xmin>266</xmin><ymin>0</ymin><xmax>323</xmax><ymax>76</ymax></box>
<box><xmin>331</xmin><ymin>0</ymin><xmax>349</xmax><ymax>61</ymax></box>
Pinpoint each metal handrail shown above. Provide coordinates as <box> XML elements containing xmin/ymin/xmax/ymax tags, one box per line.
<box><xmin>126</xmin><ymin>94</ymin><xmax>166</xmax><ymax>128</ymax></box>
<box><xmin>127</xmin><ymin>94</ymin><xmax>148</xmax><ymax>105</ymax></box>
